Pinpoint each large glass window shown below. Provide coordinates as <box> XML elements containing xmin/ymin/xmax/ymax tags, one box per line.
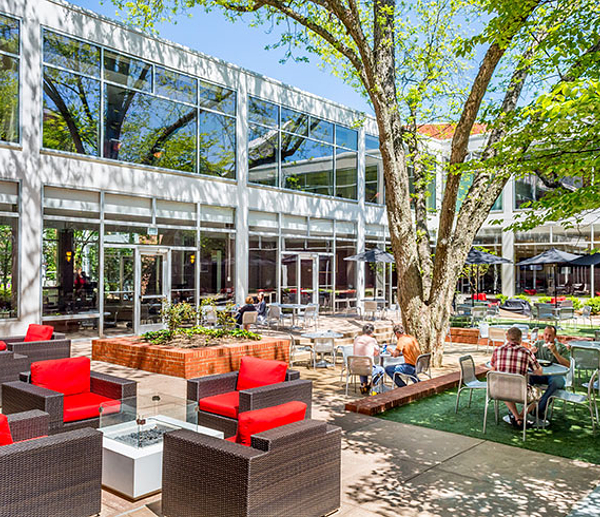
<box><xmin>335</xmin><ymin>239</ymin><xmax>357</xmax><ymax>308</ymax></box>
<box><xmin>42</xmin><ymin>220</ymin><xmax>100</xmax><ymax>318</ymax></box>
<box><xmin>282</xmin><ymin>135</ymin><xmax>334</xmax><ymax>196</ymax></box>
<box><xmin>200</xmin><ymin>231</ymin><xmax>235</xmax><ymax>302</ymax></box>
<box><xmin>0</xmin><ymin>215</ymin><xmax>18</xmax><ymax>319</ymax></box>
<box><xmin>365</xmin><ymin>135</ymin><xmax>383</xmax><ymax>204</ymax></box>
<box><xmin>41</xmin><ymin>30</ymin><xmax>237</xmax><ymax>177</ymax></box>
<box><xmin>515</xmin><ymin>174</ymin><xmax>550</xmax><ymax>209</ymax></box>
<box><xmin>249</xmin><ymin>236</ymin><xmax>278</xmax><ymax>296</ymax></box>
<box><xmin>0</xmin><ymin>14</ymin><xmax>19</xmax><ymax>144</ymax></box>
<box><xmin>248</xmin><ymin>124</ymin><xmax>278</xmax><ymax>186</ymax></box>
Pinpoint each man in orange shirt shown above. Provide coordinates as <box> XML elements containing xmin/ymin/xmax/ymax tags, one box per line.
<box><xmin>385</xmin><ymin>324</ymin><xmax>421</xmax><ymax>387</ymax></box>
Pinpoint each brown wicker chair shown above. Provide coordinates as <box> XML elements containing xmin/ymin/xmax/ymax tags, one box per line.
<box><xmin>0</xmin><ymin>350</ymin><xmax>30</xmax><ymax>404</ymax></box>
<box><xmin>2</xmin><ymin>366</ymin><xmax>137</xmax><ymax>435</ymax></box>
<box><xmin>162</xmin><ymin>419</ymin><xmax>341</xmax><ymax>517</ymax></box>
<box><xmin>0</xmin><ymin>409</ymin><xmax>102</xmax><ymax>517</ymax></box>
<box><xmin>1</xmin><ymin>331</ymin><xmax>71</xmax><ymax>364</ymax></box>
<box><xmin>188</xmin><ymin>368</ymin><xmax>312</xmax><ymax>438</ymax></box>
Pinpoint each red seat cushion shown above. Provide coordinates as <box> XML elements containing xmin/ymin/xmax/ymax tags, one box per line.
<box><xmin>198</xmin><ymin>391</ymin><xmax>240</xmax><ymax>419</ymax></box>
<box><xmin>63</xmin><ymin>392</ymin><xmax>121</xmax><ymax>423</ymax></box>
<box><xmin>0</xmin><ymin>341</ymin><xmax>6</xmax><ymax>351</ymax></box>
<box><xmin>31</xmin><ymin>357</ymin><xmax>91</xmax><ymax>396</ymax></box>
<box><xmin>0</xmin><ymin>415</ymin><xmax>13</xmax><ymax>446</ymax></box>
<box><xmin>24</xmin><ymin>324</ymin><xmax>54</xmax><ymax>342</ymax></box>
<box><xmin>236</xmin><ymin>356</ymin><xmax>288</xmax><ymax>392</ymax></box>
<box><xmin>236</xmin><ymin>401</ymin><xmax>307</xmax><ymax>446</ymax></box>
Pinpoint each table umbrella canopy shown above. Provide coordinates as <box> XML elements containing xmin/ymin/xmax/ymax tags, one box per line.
<box><xmin>516</xmin><ymin>247</ymin><xmax>582</xmax><ymax>266</ymax></box>
<box><xmin>568</xmin><ymin>253</ymin><xmax>600</xmax><ymax>266</ymax></box>
<box><xmin>344</xmin><ymin>248</ymin><xmax>395</xmax><ymax>263</ymax></box>
<box><xmin>465</xmin><ymin>248</ymin><xmax>512</xmax><ymax>265</ymax></box>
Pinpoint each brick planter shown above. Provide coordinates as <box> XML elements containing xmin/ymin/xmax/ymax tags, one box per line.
<box><xmin>91</xmin><ymin>336</ymin><xmax>290</xmax><ymax>379</ymax></box>
<box><xmin>446</xmin><ymin>327</ymin><xmax>484</xmax><ymax>345</ymax></box>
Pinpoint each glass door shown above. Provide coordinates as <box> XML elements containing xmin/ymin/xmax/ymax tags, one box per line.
<box><xmin>104</xmin><ymin>247</ymin><xmax>134</xmax><ymax>335</ymax></box>
<box><xmin>281</xmin><ymin>254</ymin><xmax>298</xmax><ymax>304</ymax></box>
<box><xmin>135</xmin><ymin>249</ymin><xmax>170</xmax><ymax>334</ymax></box>
<box><xmin>281</xmin><ymin>253</ymin><xmax>318</xmax><ymax>305</ymax></box>
<box><xmin>300</xmin><ymin>257</ymin><xmax>316</xmax><ymax>305</ymax></box>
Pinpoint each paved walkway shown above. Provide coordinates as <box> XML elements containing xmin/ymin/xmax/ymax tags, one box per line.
<box><xmin>65</xmin><ymin>336</ymin><xmax>600</xmax><ymax>517</ymax></box>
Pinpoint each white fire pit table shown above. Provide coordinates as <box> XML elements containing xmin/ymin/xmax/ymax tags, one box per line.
<box><xmin>99</xmin><ymin>393</ymin><xmax>223</xmax><ymax>500</ymax></box>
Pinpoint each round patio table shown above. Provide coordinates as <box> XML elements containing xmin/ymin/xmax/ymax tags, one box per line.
<box><xmin>567</xmin><ymin>340</ymin><xmax>600</xmax><ymax>350</ymax></box>
<box><xmin>301</xmin><ymin>330</ymin><xmax>342</xmax><ymax>368</ymax></box>
<box><xmin>484</xmin><ymin>362</ymin><xmax>568</xmax><ymax>376</ymax></box>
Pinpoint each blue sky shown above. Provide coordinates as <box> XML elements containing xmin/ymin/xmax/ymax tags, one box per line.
<box><xmin>72</xmin><ymin>1</ymin><xmax>373</xmax><ymax>114</ymax></box>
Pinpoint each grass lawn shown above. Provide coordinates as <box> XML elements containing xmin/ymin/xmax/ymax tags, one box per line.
<box><xmin>379</xmin><ymin>387</ymin><xmax>600</xmax><ymax>464</ymax></box>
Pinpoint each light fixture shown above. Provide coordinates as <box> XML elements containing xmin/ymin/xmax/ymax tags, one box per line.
<box><xmin>190</xmin><ymin>254</ymin><xmax>196</xmax><ymax>264</ymax></box>
<box><xmin>152</xmin><ymin>147</ymin><xmax>165</xmax><ymax>159</ymax></box>
<box><xmin>65</xmin><ymin>251</ymin><xmax>72</xmax><ymax>263</ymax></box>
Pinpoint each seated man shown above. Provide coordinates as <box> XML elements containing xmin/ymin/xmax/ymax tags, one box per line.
<box><xmin>530</xmin><ymin>325</ymin><xmax>570</xmax><ymax>418</ymax></box>
<box><xmin>491</xmin><ymin>326</ymin><xmax>543</xmax><ymax>428</ymax></box>
<box><xmin>353</xmin><ymin>323</ymin><xmax>385</xmax><ymax>394</ymax></box>
<box><xmin>385</xmin><ymin>324</ymin><xmax>421</xmax><ymax>388</ymax></box>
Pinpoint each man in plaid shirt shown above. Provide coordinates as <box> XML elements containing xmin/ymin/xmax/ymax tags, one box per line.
<box><xmin>491</xmin><ymin>327</ymin><xmax>543</xmax><ymax>427</ymax></box>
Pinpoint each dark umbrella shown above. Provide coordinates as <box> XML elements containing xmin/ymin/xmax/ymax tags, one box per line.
<box><xmin>465</xmin><ymin>248</ymin><xmax>512</xmax><ymax>306</ymax></box>
<box><xmin>344</xmin><ymin>248</ymin><xmax>395</xmax><ymax>263</ymax></box>
<box><xmin>516</xmin><ymin>247</ymin><xmax>583</xmax><ymax>306</ymax></box>
<box><xmin>568</xmin><ymin>253</ymin><xmax>600</xmax><ymax>266</ymax></box>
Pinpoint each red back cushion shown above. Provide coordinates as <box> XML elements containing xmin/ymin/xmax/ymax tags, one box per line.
<box><xmin>24</xmin><ymin>324</ymin><xmax>54</xmax><ymax>342</ymax></box>
<box><xmin>0</xmin><ymin>414</ymin><xmax>13</xmax><ymax>446</ymax></box>
<box><xmin>31</xmin><ymin>357</ymin><xmax>91</xmax><ymax>396</ymax></box>
<box><xmin>236</xmin><ymin>356</ymin><xmax>287</xmax><ymax>391</ymax></box>
<box><xmin>236</xmin><ymin>401</ymin><xmax>307</xmax><ymax>446</ymax></box>
<box><xmin>0</xmin><ymin>340</ymin><xmax>6</xmax><ymax>351</ymax></box>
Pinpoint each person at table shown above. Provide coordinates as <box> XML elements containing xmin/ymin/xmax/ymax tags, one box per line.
<box><xmin>490</xmin><ymin>326</ymin><xmax>543</xmax><ymax>428</ymax></box>
<box><xmin>385</xmin><ymin>324</ymin><xmax>421</xmax><ymax>388</ymax></box>
<box><xmin>236</xmin><ymin>296</ymin><xmax>257</xmax><ymax>329</ymax></box>
<box><xmin>530</xmin><ymin>325</ymin><xmax>570</xmax><ymax>418</ymax></box>
<box><xmin>353</xmin><ymin>323</ymin><xmax>385</xmax><ymax>394</ymax></box>
<box><xmin>255</xmin><ymin>292</ymin><xmax>268</xmax><ymax>323</ymax></box>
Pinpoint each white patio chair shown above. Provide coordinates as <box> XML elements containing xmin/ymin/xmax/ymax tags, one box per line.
<box><xmin>455</xmin><ymin>355</ymin><xmax>486</xmax><ymax>413</ymax></box>
<box><xmin>361</xmin><ymin>300</ymin><xmax>379</xmax><ymax>321</ymax></box>
<box><xmin>288</xmin><ymin>334</ymin><xmax>315</xmax><ymax>369</ymax></box>
<box><xmin>202</xmin><ymin>306</ymin><xmax>218</xmax><ymax>327</ymax></box>
<box><xmin>483</xmin><ymin>370</ymin><xmax>539</xmax><ymax>442</ymax></box>
<box><xmin>241</xmin><ymin>311</ymin><xmax>258</xmax><ymax>330</ymax></box>
<box><xmin>579</xmin><ymin>305</ymin><xmax>593</xmax><ymax>327</ymax></box>
<box><xmin>298</xmin><ymin>304</ymin><xmax>319</xmax><ymax>330</ymax></box>
<box><xmin>336</xmin><ymin>344</ymin><xmax>354</xmax><ymax>383</ymax></box>
<box><xmin>345</xmin><ymin>356</ymin><xmax>383</xmax><ymax>396</ymax></box>
<box><xmin>477</xmin><ymin>322</ymin><xmax>489</xmax><ymax>351</ymax></box>
<box><xmin>393</xmin><ymin>353</ymin><xmax>432</xmax><ymax>386</ymax></box>
<box><xmin>488</xmin><ymin>327</ymin><xmax>507</xmax><ymax>349</ymax></box>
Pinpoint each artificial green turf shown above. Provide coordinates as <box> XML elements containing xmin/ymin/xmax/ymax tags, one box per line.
<box><xmin>378</xmin><ymin>387</ymin><xmax>600</xmax><ymax>464</ymax></box>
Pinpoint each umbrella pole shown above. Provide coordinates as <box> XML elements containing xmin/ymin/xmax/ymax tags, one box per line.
<box><xmin>554</xmin><ymin>264</ymin><xmax>558</xmax><ymax>308</ymax></box>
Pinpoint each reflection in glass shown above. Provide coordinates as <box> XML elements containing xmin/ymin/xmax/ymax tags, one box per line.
<box><xmin>155</xmin><ymin>66</ymin><xmax>196</xmax><ymax>105</ymax></box>
<box><xmin>319</xmin><ymin>255</ymin><xmax>333</xmax><ymax>311</ymax></box>
<box><xmin>309</xmin><ymin>117</ymin><xmax>334</xmax><ymax>143</ymax></box>
<box><xmin>0</xmin><ymin>216</ymin><xmax>18</xmax><ymax>319</ymax></box>
<box><xmin>281</xmin><ymin>135</ymin><xmax>334</xmax><ymax>196</ymax></box>
<box><xmin>335</xmin><ymin>125</ymin><xmax>358</xmax><ymax>150</ymax></box>
<box><xmin>0</xmin><ymin>54</ymin><xmax>18</xmax><ymax>143</ymax></box>
<box><xmin>199</xmin><ymin>110</ymin><xmax>236</xmax><ymax>179</ymax></box>
<box><xmin>104</xmin><ymin>50</ymin><xmax>152</xmax><ymax>92</ymax></box>
<box><xmin>104</xmin><ymin>226</ymin><xmax>196</xmax><ymax>247</ymax></box>
<box><xmin>199</xmin><ymin>80</ymin><xmax>236</xmax><ymax>115</ymax></box>
<box><xmin>104</xmin><ymin>84</ymin><xmax>197</xmax><ymax>172</ymax></box>
<box><xmin>249</xmin><ymin>237</ymin><xmax>277</xmax><ymax>294</ymax></box>
<box><xmin>0</xmin><ymin>14</ymin><xmax>19</xmax><ymax>55</ymax></box>
<box><xmin>248</xmin><ymin>123</ymin><xmax>278</xmax><ymax>186</ymax></box>
<box><xmin>171</xmin><ymin>250</ymin><xmax>196</xmax><ymax>305</ymax></box>
<box><xmin>281</xmin><ymin>108</ymin><xmax>308</xmax><ymax>136</ymax></box>
<box><xmin>365</xmin><ymin>134</ymin><xmax>379</xmax><ymax>153</ymax></box>
<box><xmin>104</xmin><ymin>247</ymin><xmax>134</xmax><ymax>335</ymax></box>
<box><xmin>42</xmin><ymin>221</ymin><xmax>99</xmax><ymax>317</ymax></box>
<box><xmin>200</xmin><ymin>232</ymin><xmax>235</xmax><ymax>302</ymax></box>
<box><xmin>43</xmin><ymin>31</ymin><xmax>100</xmax><ymax>77</ymax></box>
<box><xmin>281</xmin><ymin>254</ymin><xmax>298</xmax><ymax>305</ymax></box>
<box><xmin>365</xmin><ymin>155</ymin><xmax>381</xmax><ymax>204</ymax></box>
<box><xmin>248</xmin><ymin>96</ymin><xmax>278</xmax><ymax>127</ymax></box>
<box><xmin>335</xmin><ymin>240</ymin><xmax>356</xmax><ymax>306</ymax></box>
<box><xmin>43</xmin><ymin>67</ymin><xmax>100</xmax><ymax>155</ymax></box>
<box><xmin>335</xmin><ymin>149</ymin><xmax>358</xmax><ymax>200</ymax></box>
<box><xmin>140</xmin><ymin>255</ymin><xmax>163</xmax><ymax>297</ymax></box>
<box><xmin>515</xmin><ymin>175</ymin><xmax>535</xmax><ymax>208</ymax></box>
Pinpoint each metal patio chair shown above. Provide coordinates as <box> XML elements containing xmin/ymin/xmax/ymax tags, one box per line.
<box><xmin>455</xmin><ymin>355</ymin><xmax>486</xmax><ymax>413</ymax></box>
<box><xmin>393</xmin><ymin>353</ymin><xmax>432</xmax><ymax>386</ymax></box>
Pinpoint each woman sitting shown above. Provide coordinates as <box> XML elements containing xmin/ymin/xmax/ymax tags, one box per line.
<box><xmin>236</xmin><ymin>296</ymin><xmax>257</xmax><ymax>330</ymax></box>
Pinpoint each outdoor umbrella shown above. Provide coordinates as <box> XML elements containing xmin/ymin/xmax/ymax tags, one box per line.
<box><xmin>516</xmin><ymin>247</ymin><xmax>583</xmax><ymax>306</ymax></box>
<box><xmin>568</xmin><ymin>253</ymin><xmax>600</xmax><ymax>266</ymax></box>
<box><xmin>464</xmin><ymin>248</ymin><xmax>512</xmax><ymax>306</ymax></box>
<box><xmin>344</xmin><ymin>248</ymin><xmax>395</xmax><ymax>263</ymax></box>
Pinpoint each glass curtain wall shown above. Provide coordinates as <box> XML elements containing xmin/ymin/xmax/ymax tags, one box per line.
<box><xmin>248</xmin><ymin>97</ymin><xmax>358</xmax><ymax>200</ymax></box>
<box><xmin>0</xmin><ymin>198</ymin><xmax>18</xmax><ymax>319</ymax></box>
<box><xmin>0</xmin><ymin>14</ymin><xmax>19</xmax><ymax>143</ymax></box>
<box><xmin>199</xmin><ymin>231</ymin><xmax>235</xmax><ymax>303</ymax></box>
<box><xmin>248</xmin><ymin>235</ymin><xmax>278</xmax><ymax>302</ymax></box>
<box><xmin>365</xmin><ymin>135</ymin><xmax>383</xmax><ymax>205</ymax></box>
<box><xmin>41</xmin><ymin>30</ymin><xmax>236</xmax><ymax>178</ymax></box>
<box><xmin>335</xmin><ymin>237</ymin><xmax>357</xmax><ymax>310</ymax></box>
<box><xmin>514</xmin><ymin>174</ymin><xmax>552</xmax><ymax>209</ymax></box>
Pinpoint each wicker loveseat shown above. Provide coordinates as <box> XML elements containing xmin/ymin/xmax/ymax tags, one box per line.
<box><xmin>162</xmin><ymin>418</ymin><xmax>341</xmax><ymax>517</ymax></box>
<box><xmin>187</xmin><ymin>356</ymin><xmax>313</xmax><ymax>437</ymax></box>
<box><xmin>0</xmin><ymin>324</ymin><xmax>71</xmax><ymax>364</ymax></box>
<box><xmin>0</xmin><ymin>409</ymin><xmax>102</xmax><ymax>517</ymax></box>
<box><xmin>2</xmin><ymin>356</ymin><xmax>137</xmax><ymax>434</ymax></box>
<box><xmin>0</xmin><ymin>350</ymin><xmax>30</xmax><ymax>404</ymax></box>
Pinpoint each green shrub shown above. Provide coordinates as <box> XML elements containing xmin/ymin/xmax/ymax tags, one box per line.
<box><xmin>142</xmin><ymin>324</ymin><xmax>261</xmax><ymax>346</ymax></box>
<box><xmin>496</xmin><ymin>294</ymin><xmax>508</xmax><ymax>304</ymax></box>
<box><xmin>584</xmin><ymin>297</ymin><xmax>600</xmax><ymax>315</ymax></box>
<box><xmin>514</xmin><ymin>294</ymin><xmax>531</xmax><ymax>302</ymax></box>
<box><xmin>161</xmin><ymin>301</ymin><xmax>198</xmax><ymax>333</ymax></box>
<box><xmin>537</xmin><ymin>296</ymin><xmax>551</xmax><ymax>304</ymax></box>
<box><xmin>565</xmin><ymin>296</ymin><xmax>583</xmax><ymax>310</ymax></box>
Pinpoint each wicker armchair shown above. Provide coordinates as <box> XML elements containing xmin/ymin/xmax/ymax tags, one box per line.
<box><xmin>188</xmin><ymin>368</ymin><xmax>312</xmax><ymax>438</ymax></box>
<box><xmin>2</xmin><ymin>366</ymin><xmax>137</xmax><ymax>435</ymax></box>
<box><xmin>0</xmin><ymin>410</ymin><xmax>102</xmax><ymax>517</ymax></box>
<box><xmin>162</xmin><ymin>419</ymin><xmax>341</xmax><ymax>517</ymax></box>
<box><xmin>1</xmin><ymin>332</ymin><xmax>71</xmax><ymax>364</ymax></box>
<box><xmin>0</xmin><ymin>350</ymin><xmax>30</xmax><ymax>404</ymax></box>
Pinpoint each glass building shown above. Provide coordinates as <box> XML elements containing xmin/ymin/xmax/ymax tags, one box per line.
<box><xmin>0</xmin><ymin>0</ymin><xmax>597</xmax><ymax>337</ymax></box>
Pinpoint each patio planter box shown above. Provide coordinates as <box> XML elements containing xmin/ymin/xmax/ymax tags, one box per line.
<box><xmin>91</xmin><ymin>337</ymin><xmax>290</xmax><ymax>379</ymax></box>
<box><xmin>446</xmin><ymin>327</ymin><xmax>483</xmax><ymax>345</ymax></box>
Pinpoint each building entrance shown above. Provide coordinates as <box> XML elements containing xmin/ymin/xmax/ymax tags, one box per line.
<box><xmin>135</xmin><ymin>248</ymin><xmax>170</xmax><ymax>334</ymax></box>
